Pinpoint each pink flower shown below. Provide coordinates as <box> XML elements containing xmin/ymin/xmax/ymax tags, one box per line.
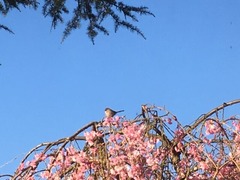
<box><xmin>87</xmin><ymin>176</ymin><xmax>95</xmax><ymax>180</ymax></box>
<box><xmin>34</xmin><ymin>153</ymin><xmax>46</xmax><ymax>161</ymax></box>
<box><xmin>205</xmin><ymin>120</ymin><xmax>221</xmax><ymax>135</ymax></box>
<box><xmin>233</xmin><ymin>121</ymin><xmax>240</xmax><ymax>131</ymax></box>
<box><xmin>122</xmin><ymin>121</ymin><xmax>131</xmax><ymax>127</ymax></box>
<box><xmin>199</xmin><ymin>161</ymin><xmax>208</xmax><ymax>170</ymax></box>
<box><xmin>234</xmin><ymin>134</ymin><xmax>240</xmax><ymax>143</ymax></box>
<box><xmin>67</xmin><ymin>145</ymin><xmax>77</xmax><ymax>155</ymax></box>
<box><xmin>26</xmin><ymin>160</ymin><xmax>37</xmax><ymax>169</ymax></box>
<box><xmin>174</xmin><ymin>142</ymin><xmax>184</xmax><ymax>152</ymax></box>
<box><xmin>146</xmin><ymin>156</ymin><xmax>155</xmax><ymax>166</ymax></box>
<box><xmin>174</xmin><ymin>127</ymin><xmax>184</xmax><ymax>138</ymax></box>
<box><xmin>16</xmin><ymin>162</ymin><xmax>24</xmax><ymax>172</ymax></box>
<box><xmin>115</xmin><ymin>133</ymin><xmax>122</xmax><ymax>141</ymax></box>
<box><xmin>109</xmin><ymin>134</ymin><xmax>115</xmax><ymax>142</ymax></box>
<box><xmin>40</xmin><ymin>170</ymin><xmax>51</xmax><ymax>179</ymax></box>
<box><xmin>114</xmin><ymin>165</ymin><xmax>124</xmax><ymax>173</ymax></box>
<box><xmin>84</xmin><ymin>131</ymin><xmax>102</xmax><ymax>146</ymax></box>
<box><xmin>103</xmin><ymin>116</ymin><xmax>121</xmax><ymax>126</ymax></box>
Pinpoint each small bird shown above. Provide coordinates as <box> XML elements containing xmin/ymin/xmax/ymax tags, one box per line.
<box><xmin>105</xmin><ymin>108</ymin><xmax>124</xmax><ymax>118</ymax></box>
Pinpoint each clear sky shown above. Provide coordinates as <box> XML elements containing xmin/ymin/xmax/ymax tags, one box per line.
<box><xmin>0</xmin><ymin>0</ymin><xmax>240</xmax><ymax>175</ymax></box>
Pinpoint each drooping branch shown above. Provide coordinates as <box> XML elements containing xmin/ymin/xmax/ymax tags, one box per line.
<box><xmin>185</xmin><ymin>99</ymin><xmax>240</xmax><ymax>138</ymax></box>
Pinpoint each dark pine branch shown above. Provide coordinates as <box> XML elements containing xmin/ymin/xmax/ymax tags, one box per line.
<box><xmin>0</xmin><ymin>24</ymin><xmax>14</xmax><ymax>34</ymax></box>
<box><xmin>1</xmin><ymin>0</ymin><xmax>154</xmax><ymax>43</ymax></box>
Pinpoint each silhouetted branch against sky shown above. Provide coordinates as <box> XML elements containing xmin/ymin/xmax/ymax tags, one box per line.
<box><xmin>0</xmin><ymin>0</ymin><xmax>154</xmax><ymax>43</ymax></box>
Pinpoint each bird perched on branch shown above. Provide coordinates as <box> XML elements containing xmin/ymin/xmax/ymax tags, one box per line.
<box><xmin>105</xmin><ymin>108</ymin><xmax>124</xmax><ymax>118</ymax></box>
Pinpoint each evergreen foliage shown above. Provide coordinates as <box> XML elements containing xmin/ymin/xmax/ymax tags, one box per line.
<box><xmin>0</xmin><ymin>0</ymin><xmax>154</xmax><ymax>43</ymax></box>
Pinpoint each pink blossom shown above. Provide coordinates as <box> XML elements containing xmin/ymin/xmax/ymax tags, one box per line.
<box><xmin>84</xmin><ymin>131</ymin><xmax>102</xmax><ymax>146</ymax></box>
<box><xmin>199</xmin><ymin>161</ymin><xmax>208</xmax><ymax>170</ymax></box>
<box><xmin>29</xmin><ymin>160</ymin><xmax>37</xmax><ymax>168</ymax></box>
<box><xmin>205</xmin><ymin>120</ymin><xmax>221</xmax><ymax>135</ymax></box>
<box><xmin>40</xmin><ymin>170</ymin><xmax>51</xmax><ymax>179</ymax></box>
<box><xmin>115</xmin><ymin>133</ymin><xmax>122</xmax><ymax>140</ymax></box>
<box><xmin>115</xmin><ymin>165</ymin><xmax>124</xmax><ymax>173</ymax></box>
<box><xmin>174</xmin><ymin>141</ymin><xmax>184</xmax><ymax>152</ymax></box>
<box><xmin>234</xmin><ymin>134</ymin><xmax>240</xmax><ymax>143</ymax></box>
<box><xmin>10</xmin><ymin>109</ymin><xmax>240</xmax><ymax>179</ymax></box>
<box><xmin>67</xmin><ymin>145</ymin><xmax>77</xmax><ymax>155</ymax></box>
<box><xmin>233</xmin><ymin>121</ymin><xmax>240</xmax><ymax>131</ymax></box>
<box><xmin>146</xmin><ymin>156</ymin><xmax>155</xmax><ymax>166</ymax></box>
<box><xmin>26</xmin><ymin>159</ymin><xmax>37</xmax><ymax>169</ymax></box>
<box><xmin>122</xmin><ymin>121</ymin><xmax>131</xmax><ymax>127</ymax></box>
<box><xmin>16</xmin><ymin>162</ymin><xmax>24</xmax><ymax>172</ymax></box>
<box><xmin>87</xmin><ymin>176</ymin><xmax>95</xmax><ymax>180</ymax></box>
<box><xmin>174</xmin><ymin>127</ymin><xmax>184</xmax><ymax>138</ymax></box>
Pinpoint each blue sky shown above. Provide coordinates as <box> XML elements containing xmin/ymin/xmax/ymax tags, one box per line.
<box><xmin>0</xmin><ymin>0</ymin><xmax>240</xmax><ymax>175</ymax></box>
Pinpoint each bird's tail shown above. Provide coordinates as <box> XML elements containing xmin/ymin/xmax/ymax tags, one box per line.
<box><xmin>117</xmin><ymin>110</ymin><xmax>124</xmax><ymax>113</ymax></box>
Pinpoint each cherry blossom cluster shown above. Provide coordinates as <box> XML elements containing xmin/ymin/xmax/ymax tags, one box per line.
<box><xmin>1</xmin><ymin>102</ymin><xmax>240</xmax><ymax>179</ymax></box>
